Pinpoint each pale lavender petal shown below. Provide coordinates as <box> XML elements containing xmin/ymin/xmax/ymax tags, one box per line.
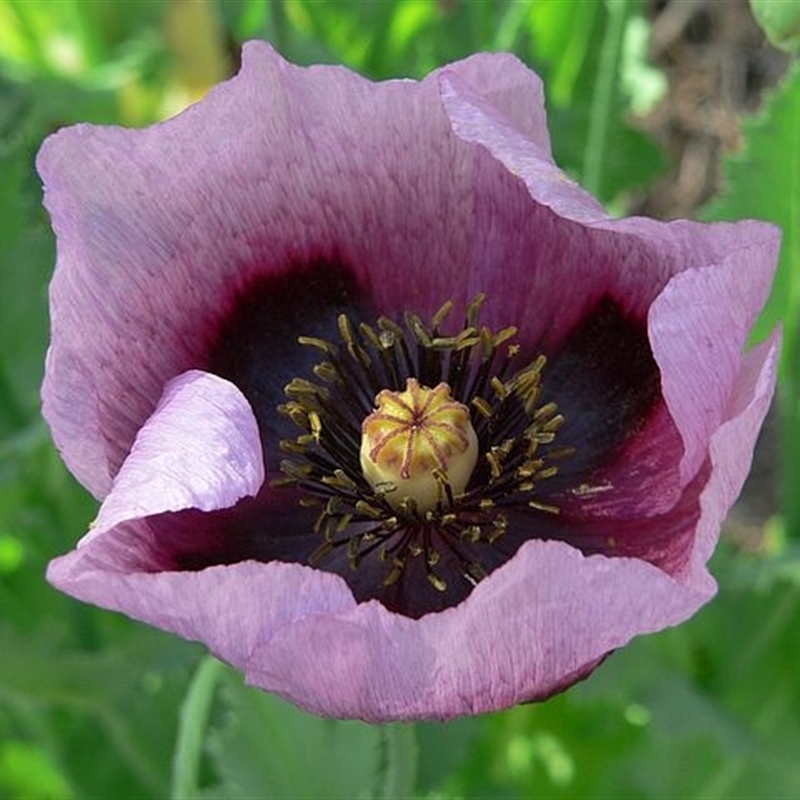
<box><xmin>683</xmin><ymin>330</ymin><xmax>780</xmax><ymax>589</ymax></box>
<box><xmin>438</xmin><ymin>52</ymin><xmax>552</xmax><ymax>154</ymax></box>
<box><xmin>245</xmin><ymin>540</ymin><xmax>709</xmax><ymax>721</ymax></box>
<box><xmin>47</xmin><ymin>556</ymin><xmax>356</xmax><ymax>670</ymax></box>
<box><xmin>650</xmin><ymin>240</ymin><xmax>780</xmax><ymax>483</ymax></box>
<box><xmin>440</xmin><ymin>71</ymin><xmax>607</xmax><ymax>224</ymax></box>
<box><xmin>441</xmin><ymin>64</ymin><xmax>749</xmax><ymax>300</ymax></box>
<box><xmin>39</xmin><ymin>45</ymin><xmax>556</xmax><ymax>495</ymax></box>
<box><xmin>440</xmin><ymin>68</ymin><xmax>781</xmax><ymax>487</ymax></box>
<box><xmin>84</xmin><ymin>370</ymin><xmax>264</xmax><ymax>544</ymax></box>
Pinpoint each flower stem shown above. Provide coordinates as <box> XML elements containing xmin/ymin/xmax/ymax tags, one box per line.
<box><xmin>170</xmin><ymin>655</ymin><xmax>225</xmax><ymax>800</ymax></box>
<box><xmin>780</xmin><ymin>334</ymin><xmax>800</xmax><ymax>537</ymax></box>
<box><xmin>582</xmin><ymin>0</ymin><xmax>632</xmax><ymax>198</ymax></box>
<box><xmin>380</xmin><ymin>724</ymin><xmax>418</xmax><ymax>799</ymax></box>
<box><xmin>780</xmin><ymin>115</ymin><xmax>800</xmax><ymax>538</ymax></box>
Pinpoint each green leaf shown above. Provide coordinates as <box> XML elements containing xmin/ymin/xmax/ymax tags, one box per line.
<box><xmin>704</xmin><ymin>62</ymin><xmax>800</xmax><ymax>353</ymax></box>
<box><xmin>0</xmin><ymin>739</ymin><xmax>73</xmax><ymax>800</ymax></box>
<box><xmin>703</xmin><ymin>64</ymin><xmax>800</xmax><ymax>535</ymax></box>
<box><xmin>751</xmin><ymin>0</ymin><xmax>800</xmax><ymax>52</ymax></box>
<box><xmin>0</xmin><ymin>625</ymin><xmax>200</xmax><ymax>799</ymax></box>
<box><xmin>202</xmin><ymin>671</ymin><xmax>384</xmax><ymax>800</ymax></box>
<box><xmin>531</xmin><ymin>0</ymin><xmax>667</xmax><ymax>206</ymax></box>
<box><xmin>525</xmin><ymin>0</ymin><xmax>599</xmax><ymax>107</ymax></box>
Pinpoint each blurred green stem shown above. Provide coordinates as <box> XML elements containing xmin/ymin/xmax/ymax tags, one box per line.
<box><xmin>780</xmin><ymin>84</ymin><xmax>800</xmax><ymax>538</ymax></box>
<box><xmin>582</xmin><ymin>0</ymin><xmax>632</xmax><ymax>198</ymax></box>
<box><xmin>780</xmin><ymin>336</ymin><xmax>800</xmax><ymax>537</ymax></box>
<box><xmin>380</xmin><ymin>723</ymin><xmax>418</xmax><ymax>799</ymax></box>
<box><xmin>170</xmin><ymin>655</ymin><xmax>225</xmax><ymax>800</ymax></box>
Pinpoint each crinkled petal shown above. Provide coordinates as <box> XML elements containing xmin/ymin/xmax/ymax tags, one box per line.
<box><xmin>684</xmin><ymin>329</ymin><xmax>780</xmax><ymax>588</ymax></box>
<box><xmin>244</xmin><ymin>540</ymin><xmax>709</xmax><ymax>721</ymax></box>
<box><xmin>440</xmin><ymin>70</ymin><xmax>606</xmax><ymax>224</ymax></box>
<box><xmin>440</xmin><ymin>67</ymin><xmax>781</xmax><ymax>343</ymax></box>
<box><xmin>38</xmin><ymin>45</ymin><xmax>555</xmax><ymax>497</ymax></box>
<box><xmin>47</xmin><ymin>556</ymin><xmax>357</xmax><ymax>670</ymax></box>
<box><xmin>440</xmin><ymin>67</ymin><xmax>780</xmax><ymax>491</ymax></box>
<box><xmin>48</xmin><ymin>530</ymin><xmax>709</xmax><ymax>722</ymax></box>
<box><xmin>433</xmin><ymin>51</ymin><xmax>552</xmax><ymax>153</ymax></box>
<box><xmin>650</xmin><ymin>251</ymin><xmax>780</xmax><ymax>484</ymax></box>
<box><xmin>82</xmin><ymin>370</ymin><xmax>264</xmax><ymax>544</ymax></box>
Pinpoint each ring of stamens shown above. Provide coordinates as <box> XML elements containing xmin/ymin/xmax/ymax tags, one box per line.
<box><xmin>274</xmin><ymin>295</ymin><xmax>574</xmax><ymax>594</ymax></box>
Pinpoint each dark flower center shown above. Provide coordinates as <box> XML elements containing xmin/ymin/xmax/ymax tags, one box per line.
<box><xmin>200</xmin><ymin>262</ymin><xmax>664</xmax><ymax>618</ymax></box>
<box><xmin>274</xmin><ymin>296</ymin><xmax>574</xmax><ymax>599</ymax></box>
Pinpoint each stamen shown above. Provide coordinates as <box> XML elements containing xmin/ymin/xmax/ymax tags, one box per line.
<box><xmin>275</xmin><ymin>296</ymin><xmax>573</xmax><ymax>602</ymax></box>
<box><xmin>431</xmin><ymin>299</ymin><xmax>455</xmax><ymax>331</ymax></box>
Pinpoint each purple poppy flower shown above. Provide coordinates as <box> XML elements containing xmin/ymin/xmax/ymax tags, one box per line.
<box><xmin>41</xmin><ymin>42</ymin><xmax>780</xmax><ymax>722</ymax></box>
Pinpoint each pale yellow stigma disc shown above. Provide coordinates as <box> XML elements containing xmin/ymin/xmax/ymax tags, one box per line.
<box><xmin>360</xmin><ymin>378</ymin><xmax>478</xmax><ymax>512</ymax></box>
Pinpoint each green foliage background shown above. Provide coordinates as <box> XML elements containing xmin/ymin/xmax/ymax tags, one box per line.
<box><xmin>1</xmin><ymin>1</ymin><xmax>799</xmax><ymax>798</ymax></box>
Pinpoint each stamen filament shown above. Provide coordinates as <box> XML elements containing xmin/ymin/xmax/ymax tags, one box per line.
<box><xmin>275</xmin><ymin>295</ymin><xmax>572</xmax><ymax>601</ymax></box>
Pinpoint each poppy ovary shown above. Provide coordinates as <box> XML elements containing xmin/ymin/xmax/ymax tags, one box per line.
<box><xmin>360</xmin><ymin>378</ymin><xmax>479</xmax><ymax>513</ymax></box>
